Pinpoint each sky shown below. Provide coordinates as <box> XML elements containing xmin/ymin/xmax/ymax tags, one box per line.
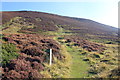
<box><xmin>1</xmin><ymin>1</ymin><xmax>119</xmax><ymax>28</ymax></box>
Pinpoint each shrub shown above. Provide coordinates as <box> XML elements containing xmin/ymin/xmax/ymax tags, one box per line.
<box><xmin>88</xmin><ymin>67</ymin><xmax>99</xmax><ymax>74</ymax></box>
<box><xmin>106</xmin><ymin>41</ymin><xmax>114</xmax><ymax>44</ymax></box>
<box><xmin>0</xmin><ymin>34</ymin><xmax>3</xmax><ymax>39</ymax></box>
<box><xmin>2</xmin><ymin>43</ymin><xmax>19</xmax><ymax>66</ymax></box>
<box><xmin>57</xmin><ymin>37</ymin><xmax>64</xmax><ymax>39</ymax></box>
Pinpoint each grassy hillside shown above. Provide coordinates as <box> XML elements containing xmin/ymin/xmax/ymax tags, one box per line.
<box><xmin>1</xmin><ymin>11</ymin><xmax>118</xmax><ymax>41</ymax></box>
<box><xmin>1</xmin><ymin>11</ymin><xmax>119</xmax><ymax>79</ymax></box>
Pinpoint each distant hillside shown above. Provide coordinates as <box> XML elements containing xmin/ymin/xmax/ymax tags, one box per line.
<box><xmin>1</xmin><ymin>11</ymin><xmax>118</xmax><ymax>41</ymax></box>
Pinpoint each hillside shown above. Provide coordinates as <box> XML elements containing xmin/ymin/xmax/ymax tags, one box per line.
<box><xmin>1</xmin><ymin>11</ymin><xmax>117</xmax><ymax>31</ymax></box>
<box><xmin>1</xmin><ymin>11</ymin><xmax>119</xmax><ymax>42</ymax></box>
<box><xmin>0</xmin><ymin>11</ymin><xmax>119</xmax><ymax>79</ymax></box>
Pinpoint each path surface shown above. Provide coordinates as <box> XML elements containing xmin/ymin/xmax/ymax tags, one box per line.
<box><xmin>54</xmin><ymin>36</ymin><xmax>90</xmax><ymax>78</ymax></box>
<box><xmin>66</xmin><ymin>46</ymin><xmax>90</xmax><ymax>78</ymax></box>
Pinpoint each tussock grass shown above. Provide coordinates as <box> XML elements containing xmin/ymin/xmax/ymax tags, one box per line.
<box><xmin>40</xmin><ymin>45</ymin><xmax>72</xmax><ymax>78</ymax></box>
<box><xmin>3</xmin><ymin>26</ymin><xmax>21</xmax><ymax>34</ymax></box>
<box><xmin>43</xmin><ymin>27</ymin><xmax>72</xmax><ymax>36</ymax></box>
<box><xmin>54</xmin><ymin>35</ymin><xmax>118</xmax><ymax>78</ymax></box>
<box><xmin>2</xmin><ymin>17</ymin><xmax>35</xmax><ymax>34</ymax></box>
<box><xmin>87</xmin><ymin>44</ymin><xmax>118</xmax><ymax>78</ymax></box>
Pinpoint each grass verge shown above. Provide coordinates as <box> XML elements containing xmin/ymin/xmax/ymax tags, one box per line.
<box><xmin>40</xmin><ymin>45</ymin><xmax>72</xmax><ymax>78</ymax></box>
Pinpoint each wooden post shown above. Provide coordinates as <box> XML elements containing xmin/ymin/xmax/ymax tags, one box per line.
<box><xmin>49</xmin><ymin>49</ymin><xmax>52</xmax><ymax>65</ymax></box>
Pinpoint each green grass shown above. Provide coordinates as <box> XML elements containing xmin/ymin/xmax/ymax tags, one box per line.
<box><xmin>54</xmin><ymin>36</ymin><xmax>92</xmax><ymax>78</ymax></box>
<box><xmin>3</xmin><ymin>26</ymin><xmax>21</xmax><ymax>34</ymax></box>
<box><xmin>66</xmin><ymin>46</ymin><xmax>91</xmax><ymax>78</ymax></box>
<box><xmin>88</xmin><ymin>38</ymin><xmax>118</xmax><ymax>44</ymax></box>
<box><xmin>2</xmin><ymin>17</ymin><xmax>35</xmax><ymax>34</ymax></box>
<box><xmin>43</xmin><ymin>27</ymin><xmax>72</xmax><ymax>36</ymax></box>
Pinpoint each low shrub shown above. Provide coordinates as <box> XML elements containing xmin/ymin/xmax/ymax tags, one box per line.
<box><xmin>57</xmin><ymin>37</ymin><xmax>64</xmax><ymax>39</ymax></box>
<box><xmin>106</xmin><ymin>41</ymin><xmax>113</xmax><ymax>44</ymax></box>
<box><xmin>2</xmin><ymin>43</ymin><xmax>19</xmax><ymax>66</ymax></box>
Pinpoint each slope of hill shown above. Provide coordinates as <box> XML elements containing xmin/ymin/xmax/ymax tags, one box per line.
<box><xmin>1</xmin><ymin>11</ymin><xmax>118</xmax><ymax>42</ymax></box>
<box><xmin>1</xmin><ymin>11</ymin><xmax>117</xmax><ymax>32</ymax></box>
<box><xmin>0</xmin><ymin>11</ymin><xmax>119</xmax><ymax>79</ymax></box>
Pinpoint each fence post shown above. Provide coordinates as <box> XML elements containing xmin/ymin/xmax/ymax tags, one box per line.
<box><xmin>49</xmin><ymin>49</ymin><xmax>52</xmax><ymax>65</ymax></box>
